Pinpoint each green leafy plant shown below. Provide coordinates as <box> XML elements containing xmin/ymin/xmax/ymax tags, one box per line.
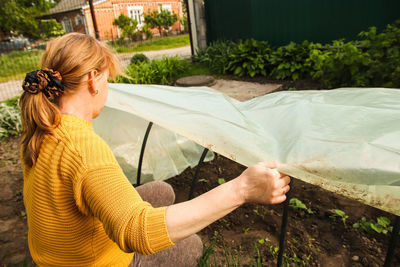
<box><xmin>130</xmin><ymin>53</ymin><xmax>149</xmax><ymax>65</ymax></box>
<box><xmin>253</xmin><ymin>208</ymin><xmax>264</xmax><ymax>219</ymax></box>
<box><xmin>269</xmin><ymin>41</ymin><xmax>312</xmax><ymax>80</ymax></box>
<box><xmin>226</xmin><ymin>39</ymin><xmax>272</xmax><ymax>77</ymax></box>
<box><xmin>353</xmin><ymin>216</ymin><xmax>393</xmax><ymax>235</ymax></box>
<box><xmin>117</xmin><ymin>56</ymin><xmax>188</xmax><ymax>85</ymax></box>
<box><xmin>289</xmin><ymin>198</ymin><xmax>314</xmax><ymax>214</ymax></box>
<box><xmin>193</xmin><ymin>40</ymin><xmax>238</xmax><ymax>74</ymax></box>
<box><xmin>329</xmin><ymin>209</ymin><xmax>349</xmax><ymax>226</ymax></box>
<box><xmin>218</xmin><ymin>178</ymin><xmax>226</xmax><ymax>185</ymax></box>
<box><xmin>284</xmin><ymin>253</ymin><xmax>311</xmax><ymax>266</ymax></box>
<box><xmin>359</xmin><ymin>20</ymin><xmax>400</xmax><ymax>88</ymax></box>
<box><xmin>0</xmin><ymin>96</ymin><xmax>21</xmax><ymax>139</ymax></box>
<box><xmin>306</xmin><ymin>40</ymin><xmax>372</xmax><ymax>88</ymax></box>
<box><xmin>257</xmin><ymin>237</ymin><xmax>270</xmax><ymax>244</ymax></box>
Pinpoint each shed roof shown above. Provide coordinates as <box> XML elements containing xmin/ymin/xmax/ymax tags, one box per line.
<box><xmin>48</xmin><ymin>0</ymin><xmax>104</xmax><ymax>15</ymax></box>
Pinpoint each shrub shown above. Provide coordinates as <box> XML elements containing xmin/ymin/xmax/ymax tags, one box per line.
<box><xmin>117</xmin><ymin>57</ymin><xmax>189</xmax><ymax>85</ymax></box>
<box><xmin>0</xmin><ymin>96</ymin><xmax>21</xmax><ymax>139</ymax></box>
<box><xmin>113</xmin><ymin>14</ymin><xmax>138</xmax><ymax>41</ymax></box>
<box><xmin>130</xmin><ymin>53</ymin><xmax>149</xmax><ymax>65</ymax></box>
<box><xmin>192</xmin><ymin>40</ymin><xmax>237</xmax><ymax>74</ymax></box>
<box><xmin>226</xmin><ymin>39</ymin><xmax>272</xmax><ymax>77</ymax></box>
<box><xmin>194</xmin><ymin>20</ymin><xmax>400</xmax><ymax>88</ymax></box>
<box><xmin>359</xmin><ymin>20</ymin><xmax>400</xmax><ymax>88</ymax></box>
<box><xmin>270</xmin><ymin>41</ymin><xmax>313</xmax><ymax>81</ymax></box>
<box><xmin>306</xmin><ymin>40</ymin><xmax>372</xmax><ymax>88</ymax></box>
<box><xmin>144</xmin><ymin>8</ymin><xmax>178</xmax><ymax>37</ymax></box>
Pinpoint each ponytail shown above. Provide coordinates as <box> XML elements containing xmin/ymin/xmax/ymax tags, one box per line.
<box><xmin>20</xmin><ymin>91</ymin><xmax>60</xmax><ymax>167</ymax></box>
<box><xmin>20</xmin><ymin>69</ymin><xmax>64</xmax><ymax>167</ymax></box>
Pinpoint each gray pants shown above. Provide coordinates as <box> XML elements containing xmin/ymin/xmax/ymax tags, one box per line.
<box><xmin>130</xmin><ymin>181</ymin><xmax>203</xmax><ymax>267</ymax></box>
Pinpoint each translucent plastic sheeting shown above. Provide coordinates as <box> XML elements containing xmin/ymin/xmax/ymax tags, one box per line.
<box><xmin>93</xmin><ymin>107</ymin><xmax>214</xmax><ymax>184</ymax></box>
<box><xmin>95</xmin><ymin>84</ymin><xmax>400</xmax><ymax>215</ymax></box>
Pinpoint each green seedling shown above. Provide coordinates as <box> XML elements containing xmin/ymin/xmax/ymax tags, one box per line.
<box><xmin>353</xmin><ymin>216</ymin><xmax>393</xmax><ymax>235</ymax></box>
<box><xmin>197</xmin><ymin>236</ymin><xmax>217</xmax><ymax>266</ymax></box>
<box><xmin>329</xmin><ymin>209</ymin><xmax>349</xmax><ymax>226</ymax></box>
<box><xmin>250</xmin><ymin>242</ymin><xmax>262</xmax><ymax>267</ymax></box>
<box><xmin>218</xmin><ymin>178</ymin><xmax>226</xmax><ymax>185</ymax></box>
<box><xmin>221</xmin><ymin>240</ymin><xmax>241</xmax><ymax>267</ymax></box>
<box><xmin>257</xmin><ymin>237</ymin><xmax>269</xmax><ymax>244</ymax></box>
<box><xmin>243</xmin><ymin>228</ymin><xmax>250</xmax><ymax>234</ymax></box>
<box><xmin>269</xmin><ymin>245</ymin><xmax>279</xmax><ymax>257</ymax></box>
<box><xmin>253</xmin><ymin>209</ymin><xmax>264</xmax><ymax>219</ymax></box>
<box><xmin>289</xmin><ymin>198</ymin><xmax>314</xmax><ymax>214</ymax></box>
<box><xmin>198</xmin><ymin>178</ymin><xmax>208</xmax><ymax>183</ymax></box>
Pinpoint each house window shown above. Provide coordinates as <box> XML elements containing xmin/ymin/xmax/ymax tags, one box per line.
<box><xmin>61</xmin><ymin>18</ymin><xmax>73</xmax><ymax>32</ymax></box>
<box><xmin>159</xmin><ymin>4</ymin><xmax>172</xmax><ymax>13</ymax></box>
<box><xmin>128</xmin><ymin>6</ymin><xmax>144</xmax><ymax>27</ymax></box>
<box><xmin>75</xmin><ymin>15</ymin><xmax>83</xmax><ymax>26</ymax></box>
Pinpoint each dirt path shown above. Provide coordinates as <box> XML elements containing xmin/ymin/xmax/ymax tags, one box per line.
<box><xmin>118</xmin><ymin>45</ymin><xmax>191</xmax><ymax>66</ymax></box>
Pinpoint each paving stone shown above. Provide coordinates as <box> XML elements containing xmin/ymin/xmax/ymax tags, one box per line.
<box><xmin>210</xmin><ymin>79</ymin><xmax>282</xmax><ymax>101</ymax></box>
<box><xmin>175</xmin><ymin>75</ymin><xmax>216</xmax><ymax>87</ymax></box>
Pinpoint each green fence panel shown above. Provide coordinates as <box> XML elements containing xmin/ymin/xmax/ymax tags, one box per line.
<box><xmin>204</xmin><ymin>0</ymin><xmax>400</xmax><ymax>46</ymax></box>
<box><xmin>204</xmin><ymin>0</ymin><xmax>252</xmax><ymax>43</ymax></box>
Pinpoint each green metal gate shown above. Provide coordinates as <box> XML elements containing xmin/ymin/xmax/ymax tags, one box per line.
<box><xmin>204</xmin><ymin>0</ymin><xmax>400</xmax><ymax>46</ymax></box>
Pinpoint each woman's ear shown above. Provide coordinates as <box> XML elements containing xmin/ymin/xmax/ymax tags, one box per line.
<box><xmin>87</xmin><ymin>70</ymin><xmax>99</xmax><ymax>96</ymax></box>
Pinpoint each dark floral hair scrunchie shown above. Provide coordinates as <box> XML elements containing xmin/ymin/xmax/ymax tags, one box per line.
<box><xmin>22</xmin><ymin>68</ymin><xmax>64</xmax><ymax>98</ymax></box>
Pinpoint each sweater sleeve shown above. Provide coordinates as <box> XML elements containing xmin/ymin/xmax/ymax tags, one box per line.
<box><xmin>77</xmin><ymin>165</ymin><xmax>174</xmax><ymax>255</ymax></box>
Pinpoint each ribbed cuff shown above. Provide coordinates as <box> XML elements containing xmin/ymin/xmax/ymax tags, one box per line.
<box><xmin>145</xmin><ymin>207</ymin><xmax>175</xmax><ymax>253</ymax></box>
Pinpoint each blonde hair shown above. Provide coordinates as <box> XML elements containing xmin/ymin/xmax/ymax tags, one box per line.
<box><xmin>20</xmin><ymin>33</ymin><xmax>121</xmax><ymax>167</ymax></box>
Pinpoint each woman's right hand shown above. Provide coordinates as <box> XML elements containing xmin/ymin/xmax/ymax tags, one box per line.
<box><xmin>234</xmin><ymin>161</ymin><xmax>290</xmax><ymax>205</ymax></box>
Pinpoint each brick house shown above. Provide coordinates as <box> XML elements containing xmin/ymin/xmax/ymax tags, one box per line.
<box><xmin>43</xmin><ymin>0</ymin><xmax>183</xmax><ymax>40</ymax></box>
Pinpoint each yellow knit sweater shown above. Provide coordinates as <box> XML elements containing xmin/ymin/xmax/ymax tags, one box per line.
<box><xmin>22</xmin><ymin>115</ymin><xmax>174</xmax><ymax>266</ymax></box>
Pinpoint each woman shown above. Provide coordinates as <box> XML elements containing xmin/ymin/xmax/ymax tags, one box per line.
<box><xmin>20</xmin><ymin>33</ymin><xmax>290</xmax><ymax>266</ymax></box>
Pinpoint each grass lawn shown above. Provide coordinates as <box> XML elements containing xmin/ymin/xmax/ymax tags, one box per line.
<box><xmin>0</xmin><ymin>50</ymin><xmax>43</xmax><ymax>83</ymax></box>
<box><xmin>111</xmin><ymin>34</ymin><xmax>190</xmax><ymax>53</ymax></box>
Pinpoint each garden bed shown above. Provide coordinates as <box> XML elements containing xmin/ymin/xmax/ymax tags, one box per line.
<box><xmin>168</xmin><ymin>154</ymin><xmax>400</xmax><ymax>266</ymax></box>
<box><xmin>0</xmin><ymin>136</ymin><xmax>399</xmax><ymax>266</ymax></box>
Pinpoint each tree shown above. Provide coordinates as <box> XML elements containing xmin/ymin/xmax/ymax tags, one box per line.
<box><xmin>113</xmin><ymin>14</ymin><xmax>138</xmax><ymax>41</ymax></box>
<box><xmin>40</xmin><ymin>19</ymin><xmax>65</xmax><ymax>39</ymax></box>
<box><xmin>0</xmin><ymin>0</ymin><xmax>58</xmax><ymax>38</ymax></box>
<box><xmin>144</xmin><ymin>7</ymin><xmax>178</xmax><ymax>37</ymax></box>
